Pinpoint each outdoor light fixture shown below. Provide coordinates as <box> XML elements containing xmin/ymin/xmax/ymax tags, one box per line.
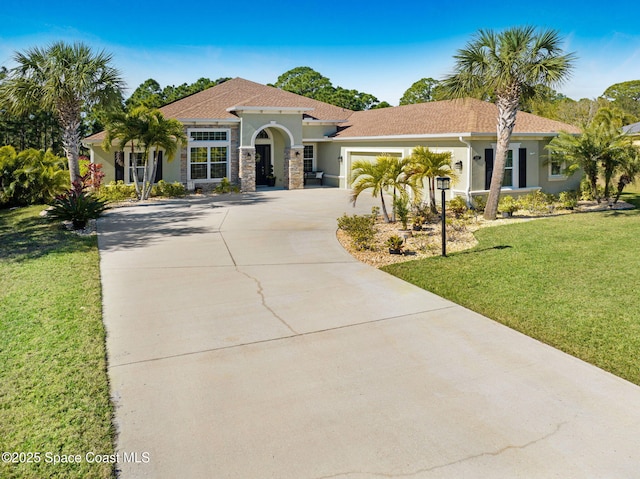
<box><xmin>338</xmin><ymin>155</ymin><xmax>343</xmax><ymax>162</ymax></box>
<box><xmin>436</xmin><ymin>176</ymin><xmax>451</xmax><ymax>257</ymax></box>
<box><xmin>473</xmin><ymin>155</ymin><xmax>482</xmax><ymax>161</ymax></box>
<box><xmin>454</xmin><ymin>160</ymin><xmax>463</xmax><ymax>171</ymax></box>
<box><xmin>295</xmin><ymin>151</ymin><xmax>300</xmax><ymax>157</ymax></box>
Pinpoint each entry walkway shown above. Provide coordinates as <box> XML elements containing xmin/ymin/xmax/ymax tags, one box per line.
<box><xmin>98</xmin><ymin>188</ymin><xmax>640</xmax><ymax>478</ymax></box>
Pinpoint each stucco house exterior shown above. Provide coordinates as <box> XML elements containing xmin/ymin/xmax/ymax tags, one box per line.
<box><xmin>83</xmin><ymin>77</ymin><xmax>581</xmax><ymax>201</ymax></box>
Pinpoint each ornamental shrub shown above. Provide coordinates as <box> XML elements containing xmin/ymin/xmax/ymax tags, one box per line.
<box><xmin>48</xmin><ymin>172</ymin><xmax>107</xmax><ymax>229</ymax></box>
<box><xmin>448</xmin><ymin>195</ymin><xmax>468</xmax><ymax>218</ymax></box>
<box><xmin>337</xmin><ymin>213</ymin><xmax>377</xmax><ymax>251</ymax></box>
<box><xmin>98</xmin><ymin>181</ymin><xmax>137</xmax><ymax>202</ymax></box>
<box><xmin>152</xmin><ymin>180</ymin><xmax>186</xmax><ymax>197</ymax></box>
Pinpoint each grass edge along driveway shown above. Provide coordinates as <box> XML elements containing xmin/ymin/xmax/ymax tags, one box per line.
<box><xmin>383</xmin><ymin>208</ymin><xmax>640</xmax><ymax>387</ymax></box>
<box><xmin>0</xmin><ymin>205</ymin><xmax>115</xmax><ymax>479</ymax></box>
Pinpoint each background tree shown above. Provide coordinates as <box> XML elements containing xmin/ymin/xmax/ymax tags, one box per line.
<box><xmin>126</xmin><ymin>77</ymin><xmax>230</xmax><ymax>110</ymax></box>
<box><xmin>441</xmin><ymin>26</ymin><xmax>575</xmax><ymax>220</ymax></box>
<box><xmin>601</xmin><ymin>80</ymin><xmax>640</xmax><ymax>120</ymax></box>
<box><xmin>406</xmin><ymin>146</ymin><xmax>458</xmax><ymax>214</ymax></box>
<box><xmin>399</xmin><ymin>78</ymin><xmax>441</xmax><ymax>105</ymax></box>
<box><xmin>273</xmin><ymin>66</ymin><xmax>387</xmax><ymax>110</ymax></box>
<box><xmin>0</xmin><ymin>42</ymin><xmax>124</xmax><ymax>183</ymax></box>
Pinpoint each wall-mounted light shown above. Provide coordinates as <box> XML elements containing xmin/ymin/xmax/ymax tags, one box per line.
<box><xmin>295</xmin><ymin>151</ymin><xmax>300</xmax><ymax>157</ymax></box>
<box><xmin>454</xmin><ymin>160</ymin><xmax>463</xmax><ymax>171</ymax></box>
<box><xmin>473</xmin><ymin>155</ymin><xmax>482</xmax><ymax>161</ymax></box>
<box><xmin>338</xmin><ymin>155</ymin><xmax>343</xmax><ymax>162</ymax></box>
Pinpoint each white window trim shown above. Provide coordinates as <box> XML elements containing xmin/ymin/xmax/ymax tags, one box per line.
<box><xmin>303</xmin><ymin>143</ymin><xmax>317</xmax><ymax>172</ymax></box>
<box><xmin>491</xmin><ymin>143</ymin><xmax>521</xmax><ymax>189</ymax></box>
<box><xmin>187</xmin><ymin>128</ymin><xmax>231</xmax><ymax>182</ymax></box>
<box><xmin>548</xmin><ymin>159</ymin><xmax>566</xmax><ymax>181</ymax></box>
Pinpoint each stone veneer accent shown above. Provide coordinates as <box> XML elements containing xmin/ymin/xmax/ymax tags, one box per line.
<box><xmin>239</xmin><ymin>147</ymin><xmax>256</xmax><ymax>192</ymax></box>
<box><xmin>284</xmin><ymin>147</ymin><xmax>304</xmax><ymax>190</ymax></box>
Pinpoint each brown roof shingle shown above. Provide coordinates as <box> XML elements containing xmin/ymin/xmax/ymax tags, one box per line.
<box><xmin>333</xmin><ymin>98</ymin><xmax>581</xmax><ymax>138</ymax></box>
<box><xmin>84</xmin><ymin>80</ymin><xmax>580</xmax><ymax>142</ymax></box>
<box><xmin>160</xmin><ymin>77</ymin><xmax>353</xmax><ymax>121</ymax></box>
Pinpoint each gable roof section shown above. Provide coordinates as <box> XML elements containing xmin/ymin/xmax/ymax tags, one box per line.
<box><xmin>333</xmin><ymin>98</ymin><xmax>581</xmax><ymax>138</ymax></box>
<box><xmin>160</xmin><ymin>77</ymin><xmax>353</xmax><ymax>121</ymax></box>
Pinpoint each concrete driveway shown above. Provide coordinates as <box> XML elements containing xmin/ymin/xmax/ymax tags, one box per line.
<box><xmin>98</xmin><ymin>188</ymin><xmax>640</xmax><ymax>478</ymax></box>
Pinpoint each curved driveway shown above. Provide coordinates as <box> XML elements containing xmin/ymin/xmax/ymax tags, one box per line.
<box><xmin>98</xmin><ymin>188</ymin><xmax>640</xmax><ymax>478</ymax></box>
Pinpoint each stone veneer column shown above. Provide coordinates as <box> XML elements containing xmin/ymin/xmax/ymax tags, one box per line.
<box><xmin>239</xmin><ymin>147</ymin><xmax>256</xmax><ymax>192</ymax></box>
<box><xmin>284</xmin><ymin>147</ymin><xmax>304</xmax><ymax>190</ymax></box>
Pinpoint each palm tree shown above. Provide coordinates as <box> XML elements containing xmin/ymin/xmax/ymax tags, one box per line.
<box><xmin>350</xmin><ymin>155</ymin><xmax>414</xmax><ymax>223</ymax></box>
<box><xmin>138</xmin><ymin>109</ymin><xmax>186</xmax><ymax>200</ymax></box>
<box><xmin>102</xmin><ymin>107</ymin><xmax>148</xmax><ymax>198</ymax></box>
<box><xmin>0</xmin><ymin>42</ymin><xmax>124</xmax><ymax>184</ymax></box>
<box><xmin>407</xmin><ymin>146</ymin><xmax>458</xmax><ymax>214</ymax></box>
<box><xmin>547</xmin><ymin>111</ymin><xmax>638</xmax><ymax>202</ymax></box>
<box><xmin>441</xmin><ymin>26</ymin><xmax>575</xmax><ymax>220</ymax></box>
<box><xmin>103</xmin><ymin>107</ymin><xmax>186</xmax><ymax>200</ymax></box>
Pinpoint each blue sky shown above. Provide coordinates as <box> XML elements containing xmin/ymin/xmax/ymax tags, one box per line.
<box><xmin>1</xmin><ymin>0</ymin><xmax>639</xmax><ymax>105</ymax></box>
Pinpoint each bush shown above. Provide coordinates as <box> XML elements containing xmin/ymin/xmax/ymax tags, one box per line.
<box><xmin>580</xmin><ymin>176</ymin><xmax>604</xmax><ymax>201</ymax></box>
<box><xmin>448</xmin><ymin>196</ymin><xmax>468</xmax><ymax>218</ymax></box>
<box><xmin>559</xmin><ymin>190</ymin><xmax>578</xmax><ymax>209</ymax></box>
<box><xmin>337</xmin><ymin>213</ymin><xmax>377</xmax><ymax>251</ymax></box>
<box><xmin>48</xmin><ymin>170</ymin><xmax>107</xmax><ymax>229</ymax></box>
<box><xmin>385</xmin><ymin>235</ymin><xmax>404</xmax><ymax>251</ymax></box>
<box><xmin>0</xmin><ymin>146</ymin><xmax>69</xmax><ymax>207</ymax></box>
<box><xmin>472</xmin><ymin>195</ymin><xmax>487</xmax><ymax>213</ymax></box>
<box><xmin>519</xmin><ymin>190</ymin><xmax>553</xmax><ymax>214</ymax></box>
<box><xmin>215</xmin><ymin>177</ymin><xmax>240</xmax><ymax>194</ymax></box>
<box><xmin>152</xmin><ymin>180</ymin><xmax>186</xmax><ymax>197</ymax></box>
<box><xmin>98</xmin><ymin>181</ymin><xmax>137</xmax><ymax>202</ymax></box>
<box><xmin>393</xmin><ymin>196</ymin><xmax>410</xmax><ymax>229</ymax></box>
<box><xmin>498</xmin><ymin>195</ymin><xmax>520</xmax><ymax>214</ymax></box>
<box><xmin>48</xmin><ymin>191</ymin><xmax>107</xmax><ymax>229</ymax></box>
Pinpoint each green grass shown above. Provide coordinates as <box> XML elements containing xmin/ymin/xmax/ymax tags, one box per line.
<box><xmin>383</xmin><ymin>208</ymin><xmax>640</xmax><ymax>386</ymax></box>
<box><xmin>0</xmin><ymin>206</ymin><xmax>114</xmax><ymax>479</ymax></box>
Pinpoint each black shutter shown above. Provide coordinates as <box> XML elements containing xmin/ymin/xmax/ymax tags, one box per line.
<box><xmin>518</xmin><ymin>148</ymin><xmax>527</xmax><ymax>188</ymax></box>
<box><xmin>115</xmin><ymin>151</ymin><xmax>124</xmax><ymax>181</ymax></box>
<box><xmin>484</xmin><ymin>148</ymin><xmax>494</xmax><ymax>190</ymax></box>
<box><xmin>154</xmin><ymin>151</ymin><xmax>163</xmax><ymax>183</ymax></box>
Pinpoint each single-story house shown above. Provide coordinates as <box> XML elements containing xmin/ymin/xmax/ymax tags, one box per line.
<box><xmin>83</xmin><ymin>77</ymin><xmax>582</xmax><ymax>200</ymax></box>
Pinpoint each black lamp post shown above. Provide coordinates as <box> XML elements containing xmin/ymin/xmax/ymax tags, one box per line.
<box><xmin>436</xmin><ymin>176</ymin><xmax>451</xmax><ymax>257</ymax></box>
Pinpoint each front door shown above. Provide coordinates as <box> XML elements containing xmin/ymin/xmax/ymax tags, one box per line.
<box><xmin>255</xmin><ymin>145</ymin><xmax>271</xmax><ymax>185</ymax></box>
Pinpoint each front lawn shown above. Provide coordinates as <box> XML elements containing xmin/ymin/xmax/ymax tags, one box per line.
<box><xmin>383</xmin><ymin>208</ymin><xmax>640</xmax><ymax>386</ymax></box>
<box><xmin>0</xmin><ymin>206</ymin><xmax>114</xmax><ymax>479</ymax></box>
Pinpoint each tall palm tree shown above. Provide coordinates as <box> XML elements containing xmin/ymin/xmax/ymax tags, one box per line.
<box><xmin>407</xmin><ymin>146</ymin><xmax>458</xmax><ymax>214</ymax></box>
<box><xmin>441</xmin><ymin>26</ymin><xmax>575</xmax><ymax>220</ymax></box>
<box><xmin>0</xmin><ymin>42</ymin><xmax>124</xmax><ymax>183</ymax></box>
<box><xmin>103</xmin><ymin>107</ymin><xmax>186</xmax><ymax>200</ymax></box>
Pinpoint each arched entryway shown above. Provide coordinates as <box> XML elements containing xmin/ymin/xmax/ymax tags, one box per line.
<box><xmin>254</xmin><ymin>129</ymin><xmax>273</xmax><ymax>186</ymax></box>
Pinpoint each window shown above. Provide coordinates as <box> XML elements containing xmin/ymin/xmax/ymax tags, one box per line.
<box><xmin>303</xmin><ymin>144</ymin><xmax>315</xmax><ymax>172</ymax></box>
<box><xmin>503</xmin><ymin>150</ymin><xmax>514</xmax><ymax>187</ymax></box>
<box><xmin>190</xmin><ymin>131</ymin><xmax>227</xmax><ymax>142</ymax></box>
<box><xmin>188</xmin><ymin>129</ymin><xmax>230</xmax><ymax>180</ymax></box>
<box><xmin>549</xmin><ymin>158</ymin><xmax>565</xmax><ymax>179</ymax></box>
<box><xmin>129</xmin><ymin>152</ymin><xmax>145</xmax><ymax>182</ymax></box>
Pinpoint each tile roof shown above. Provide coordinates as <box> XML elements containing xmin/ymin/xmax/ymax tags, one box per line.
<box><xmin>84</xmin><ymin>78</ymin><xmax>580</xmax><ymax>142</ymax></box>
<box><xmin>332</xmin><ymin>98</ymin><xmax>581</xmax><ymax>138</ymax></box>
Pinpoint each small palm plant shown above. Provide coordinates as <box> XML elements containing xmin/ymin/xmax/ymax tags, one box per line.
<box><xmin>48</xmin><ymin>170</ymin><xmax>107</xmax><ymax>229</ymax></box>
